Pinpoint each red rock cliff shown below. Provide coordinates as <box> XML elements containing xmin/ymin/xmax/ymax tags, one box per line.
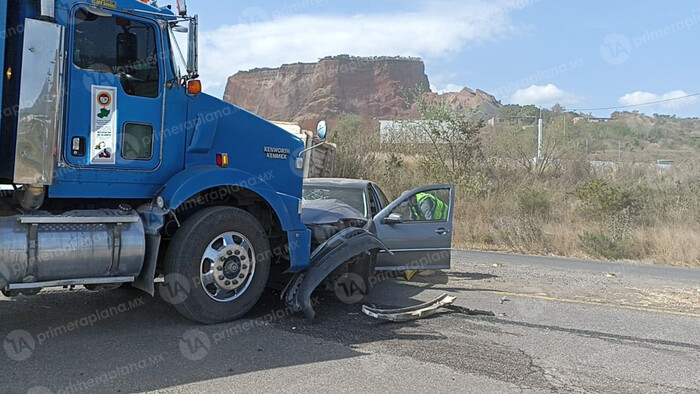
<box><xmin>224</xmin><ymin>56</ymin><xmax>500</xmax><ymax>128</ymax></box>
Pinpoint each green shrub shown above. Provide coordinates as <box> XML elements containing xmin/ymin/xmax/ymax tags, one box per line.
<box><xmin>517</xmin><ymin>189</ymin><xmax>551</xmax><ymax>219</ymax></box>
<box><xmin>579</xmin><ymin>231</ymin><xmax>630</xmax><ymax>260</ymax></box>
<box><xmin>570</xmin><ymin>179</ymin><xmax>641</xmax><ymax>219</ymax></box>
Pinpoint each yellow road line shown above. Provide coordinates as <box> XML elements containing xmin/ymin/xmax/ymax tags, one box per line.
<box><xmin>483</xmin><ymin>290</ymin><xmax>700</xmax><ymax>318</ymax></box>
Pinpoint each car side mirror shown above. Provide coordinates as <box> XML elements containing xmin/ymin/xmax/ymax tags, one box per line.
<box><xmin>383</xmin><ymin>213</ymin><xmax>403</xmax><ymax>224</ymax></box>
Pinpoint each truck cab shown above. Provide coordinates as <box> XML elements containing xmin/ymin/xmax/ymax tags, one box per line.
<box><xmin>0</xmin><ymin>0</ymin><xmax>318</xmax><ymax>324</ymax></box>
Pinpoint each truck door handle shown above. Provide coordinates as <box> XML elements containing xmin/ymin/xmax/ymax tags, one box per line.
<box><xmin>436</xmin><ymin>228</ymin><xmax>450</xmax><ymax>235</ymax></box>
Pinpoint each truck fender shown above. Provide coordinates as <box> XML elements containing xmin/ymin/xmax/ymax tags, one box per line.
<box><xmin>283</xmin><ymin>227</ymin><xmax>390</xmax><ymax>319</ymax></box>
<box><xmin>159</xmin><ymin>166</ymin><xmax>296</xmax><ymax>230</ymax></box>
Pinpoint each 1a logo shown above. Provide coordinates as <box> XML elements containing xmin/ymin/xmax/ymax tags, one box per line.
<box><xmin>601</xmin><ymin>34</ymin><xmax>632</xmax><ymax>65</ymax></box>
<box><xmin>159</xmin><ymin>273</ymin><xmax>191</xmax><ymax>305</ymax></box>
<box><xmin>3</xmin><ymin>330</ymin><xmax>36</xmax><ymax>362</ymax></box>
<box><xmin>179</xmin><ymin>329</ymin><xmax>211</xmax><ymax>361</ymax></box>
<box><xmin>335</xmin><ymin>273</ymin><xmax>367</xmax><ymax>305</ymax></box>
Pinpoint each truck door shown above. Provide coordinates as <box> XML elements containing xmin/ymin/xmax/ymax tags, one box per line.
<box><xmin>373</xmin><ymin>185</ymin><xmax>455</xmax><ymax>271</ymax></box>
<box><xmin>63</xmin><ymin>7</ymin><xmax>164</xmax><ymax>171</ymax></box>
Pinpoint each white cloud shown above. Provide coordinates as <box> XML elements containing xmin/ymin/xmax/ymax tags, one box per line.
<box><xmin>198</xmin><ymin>1</ymin><xmax>530</xmax><ymax>96</ymax></box>
<box><xmin>432</xmin><ymin>84</ymin><xmax>465</xmax><ymax>94</ymax></box>
<box><xmin>660</xmin><ymin>90</ymin><xmax>698</xmax><ymax>109</ymax></box>
<box><xmin>618</xmin><ymin>90</ymin><xmax>697</xmax><ymax>110</ymax></box>
<box><xmin>618</xmin><ymin>91</ymin><xmax>660</xmax><ymax>107</ymax></box>
<box><xmin>509</xmin><ymin>84</ymin><xmax>581</xmax><ymax>107</ymax></box>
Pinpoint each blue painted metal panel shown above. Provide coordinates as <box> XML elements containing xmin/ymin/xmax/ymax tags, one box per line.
<box><xmin>287</xmin><ymin>229</ymin><xmax>312</xmax><ymax>272</ymax></box>
<box><xmin>0</xmin><ymin>0</ymin><xmax>6</xmax><ymax>114</ymax></box>
<box><xmin>184</xmin><ymin>93</ymin><xmax>306</xmax><ymax>199</ymax></box>
<box><xmin>62</xmin><ymin>9</ymin><xmax>165</xmax><ymax>172</ymax></box>
<box><xmin>50</xmin><ymin>3</ymin><xmax>186</xmax><ymax>197</ymax></box>
<box><xmin>0</xmin><ymin>0</ymin><xmax>32</xmax><ymax>179</ymax></box>
<box><xmin>160</xmin><ymin>165</ymin><xmax>306</xmax><ymax>232</ymax></box>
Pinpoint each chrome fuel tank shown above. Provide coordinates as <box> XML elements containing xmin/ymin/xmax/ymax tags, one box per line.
<box><xmin>0</xmin><ymin>210</ymin><xmax>146</xmax><ymax>287</ymax></box>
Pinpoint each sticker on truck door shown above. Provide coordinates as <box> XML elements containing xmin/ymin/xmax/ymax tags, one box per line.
<box><xmin>90</xmin><ymin>86</ymin><xmax>117</xmax><ymax>165</ymax></box>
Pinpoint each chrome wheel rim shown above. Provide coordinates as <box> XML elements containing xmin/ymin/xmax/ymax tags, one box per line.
<box><xmin>200</xmin><ymin>231</ymin><xmax>256</xmax><ymax>302</ymax></box>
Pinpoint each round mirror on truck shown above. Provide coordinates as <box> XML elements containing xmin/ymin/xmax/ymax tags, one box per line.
<box><xmin>317</xmin><ymin>120</ymin><xmax>327</xmax><ymax>140</ymax></box>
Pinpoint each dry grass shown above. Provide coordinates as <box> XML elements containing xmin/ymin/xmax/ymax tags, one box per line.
<box><xmin>452</xmin><ymin>203</ymin><xmax>700</xmax><ymax>267</ymax></box>
<box><xmin>380</xmin><ymin>161</ymin><xmax>700</xmax><ymax>268</ymax></box>
<box><xmin>632</xmin><ymin>226</ymin><xmax>700</xmax><ymax>268</ymax></box>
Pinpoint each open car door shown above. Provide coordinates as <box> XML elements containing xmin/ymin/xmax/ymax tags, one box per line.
<box><xmin>374</xmin><ymin>184</ymin><xmax>455</xmax><ymax>271</ymax></box>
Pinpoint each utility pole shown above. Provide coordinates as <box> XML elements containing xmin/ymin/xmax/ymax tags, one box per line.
<box><xmin>537</xmin><ymin>108</ymin><xmax>543</xmax><ymax>162</ymax></box>
<box><xmin>563</xmin><ymin>115</ymin><xmax>566</xmax><ymax>139</ymax></box>
<box><xmin>618</xmin><ymin>141</ymin><xmax>622</xmax><ymax>162</ymax></box>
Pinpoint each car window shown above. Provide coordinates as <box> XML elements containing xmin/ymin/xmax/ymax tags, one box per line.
<box><xmin>367</xmin><ymin>186</ymin><xmax>380</xmax><ymax>217</ymax></box>
<box><xmin>303</xmin><ymin>186</ymin><xmax>368</xmax><ymax>217</ymax></box>
<box><xmin>374</xmin><ymin>184</ymin><xmax>390</xmax><ymax>208</ymax></box>
<box><xmin>390</xmin><ymin>188</ymin><xmax>451</xmax><ymax>223</ymax></box>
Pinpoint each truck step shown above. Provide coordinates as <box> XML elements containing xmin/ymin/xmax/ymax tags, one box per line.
<box><xmin>19</xmin><ymin>215</ymin><xmax>139</xmax><ymax>225</ymax></box>
<box><xmin>7</xmin><ymin>276</ymin><xmax>135</xmax><ymax>291</ymax></box>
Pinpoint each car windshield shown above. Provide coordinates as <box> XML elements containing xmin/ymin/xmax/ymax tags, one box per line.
<box><xmin>303</xmin><ymin>186</ymin><xmax>368</xmax><ymax>217</ymax></box>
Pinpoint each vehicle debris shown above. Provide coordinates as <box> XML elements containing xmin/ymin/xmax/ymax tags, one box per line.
<box><xmin>444</xmin><ymin>305</ymin><xmax>496</xmax><ymax>317</ymax></box>
<box><xmin>404</xmin><ymin>270</ymin><xmax>418</xmax><ymax>281</ymax></box>
<box><xmin>362</xmin><ymin>293</ymin><xmax>457</xmax><ymax>322</ymax></box>
<box><xmin>283</xmin><ymin>227</ymin><xmax>390</xmax><ymax>319</ymax></box>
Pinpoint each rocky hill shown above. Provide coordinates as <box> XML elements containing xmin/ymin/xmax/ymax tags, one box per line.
<box><xmin>224</xmin><ymin>55</ymin><xmax>501</xmax><ymax>129</ymax></box>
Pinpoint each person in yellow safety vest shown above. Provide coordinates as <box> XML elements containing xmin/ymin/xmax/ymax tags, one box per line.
<box><xmin>408</xmin><ymin>193</ymin><xmax>449</xmax><ymax>221</ymax></box>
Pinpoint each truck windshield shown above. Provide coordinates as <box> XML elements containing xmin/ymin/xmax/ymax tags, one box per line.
<box><xmin>167</xmin><ymin>25</ymin><xmax>189</xmax><ymax>80</ymax></box>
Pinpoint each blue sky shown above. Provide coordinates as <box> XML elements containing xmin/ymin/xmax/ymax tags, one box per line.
<box><xmin>180</xmin><ymin>0</ymin><xmax>699</xmax><ymax>118</ymax></box>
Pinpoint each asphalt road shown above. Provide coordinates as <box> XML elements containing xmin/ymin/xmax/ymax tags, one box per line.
<box><xmin>1</xmin><ymin>251</ymin><xmax>698</xmax><ymax>393</ymax></box>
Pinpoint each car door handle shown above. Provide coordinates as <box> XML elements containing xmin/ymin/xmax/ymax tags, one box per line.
<box><xmin>436</xmin><ymin>228</ymin><xmax>451</xmax><ymax>235</ymax></box>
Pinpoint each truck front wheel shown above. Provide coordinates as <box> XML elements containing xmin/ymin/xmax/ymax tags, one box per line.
<box><xmin>163</xmin><ymin>206</ymin><xmax>271</xmax><ymax>324</ymax></box>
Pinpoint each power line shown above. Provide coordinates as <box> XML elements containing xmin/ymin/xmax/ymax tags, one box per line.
<box><xmin>572</xmin><ymin>92</ymin><xmax>700</xmax><ymax>112</ymax></box>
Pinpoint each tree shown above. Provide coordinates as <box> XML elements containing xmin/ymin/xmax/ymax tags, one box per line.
<box><xmin>493</xmin><ymin>120</ymin><xmax>574</xmax><ymax>177</ymax></box>
<box><xmin>499</xmin><ymin>104</ymin><xmax>522</xmax><ymax>124</ymax></box>
<box><xmin>398</xmin><ymin>86</ymin><xmax>485</xmax><ymax>184</ymax></box>
<box><xmin>518</xmin><ymin>105</ymin><xmax>538</xmax><ymax>125</ymax></box>
<box><xmin>330</xmin><ymin>114</ymin><xmax>379</xmax><ymax>179</ymax></box>
<box><xmin>551</xmin><ymin>103</ymin><xmax>566</xmax><ymax>115</ymax></box>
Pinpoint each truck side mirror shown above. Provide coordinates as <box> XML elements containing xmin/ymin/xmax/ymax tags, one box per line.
<box><xmin>317</xmin><ymin>120</ymin><xmax>327</xmax><ymax>140</ymax></box>
<box><xmin>176</xmin><ymin>0</ymin><xmax>188</xmax><ymax>16</ymax></box>
<box><xmin>187</xmin><ymin>14</ymin><xmax>199</xmax><ymax>77</ymax></box>
<box><xmin>296</xmin><ymin>120</ymin><xmax>329</xmax><ymax>167</ymax></box>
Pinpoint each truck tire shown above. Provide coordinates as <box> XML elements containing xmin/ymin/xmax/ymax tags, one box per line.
<box><xmin>163</xmin><ymin>206</ymin><xmax>271</xmax><ymax>324</ymax></box>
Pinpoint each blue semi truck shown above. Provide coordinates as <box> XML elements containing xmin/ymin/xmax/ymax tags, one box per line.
<box><xmin>0</xmin><ymin>0</ymin><xmax>385</xmax><ymax>323</ymax></box>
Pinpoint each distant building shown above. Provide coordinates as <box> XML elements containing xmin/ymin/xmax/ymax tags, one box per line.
<box><xmin>379</xmin><ymin>120</ymin><xmax>449</xmax><ymax>144</ymax></box>
<box><xmin>573</xmin><ymin>116</ymin><xmax>611</xmax><ymax>124</ymax></box>
<box><xmin>655</xmin><ymin>160</ymin><xmax>674</xmax><ymax>171</ymax></box>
